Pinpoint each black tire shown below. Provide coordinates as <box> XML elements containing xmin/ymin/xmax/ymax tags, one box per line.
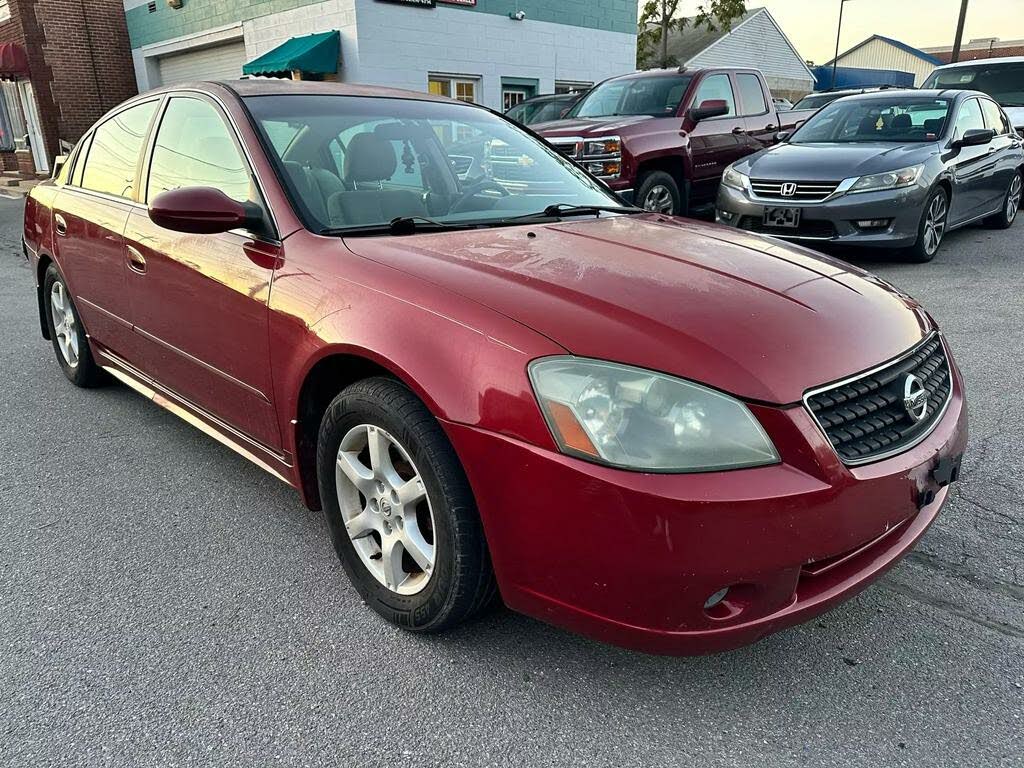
<box><xmin>904</xmin><ymin>186</ymin><xmax>949</xmax><ymax>263</ymax></box>
<box><xmin>984</xmin><ymin>169</ymin><xmax>1022</xmax><ymax>229</ymax></box>
<box><xmin>316</xmin><ymin>377</ymin><xmax>497</xmax><ymax>632</ymax></box>
<box><xmin>42</xmin><ymin>263</ymin><xmax>108</xmax><ymax>387</ymax></box>
<box><xmin>636</xmin><ymin>170</ymin><xmax>682</xmax><ymax>215</ymax></box>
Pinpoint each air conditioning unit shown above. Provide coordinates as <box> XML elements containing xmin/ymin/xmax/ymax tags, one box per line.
<box><xmin>167</xmin><ymin>0</ymin><xmax>183</xmax><ymax>9</ymax></box>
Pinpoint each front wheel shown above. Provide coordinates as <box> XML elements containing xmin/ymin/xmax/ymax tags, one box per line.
<box><xmin>984</xmin><ymin>170</ymin><xmax>1022</xmax><ymax>229</ymax></box>
<box><xmin>905</xmin><ymin>187</ymin><xmax>948</xmax><ymax>263</ymax></box>
<box><xmin>316</xmin><ymin>377</ymin><xmax>497</xmax><ymax>632</ymax></box>
<box><xmin>636</xmin><ymin>171</ymin><xmax>682</xmax><ymax>215</ymax></box>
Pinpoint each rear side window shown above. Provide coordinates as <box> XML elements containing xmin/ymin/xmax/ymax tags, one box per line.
<box><xmin>736</xmin><ymin>74</ymin><xmax>768</xmax><ymax>115</ymax></box>
<box><xmin>980</xmin><ymin>99</ymin><xmax>1009</xmax><ymax>135</ymax></box>
<box><xmin>692</xmin><ymin>74</ymin><xmax>736</xmax><ymax>117</ymax></box>
<box><xmin>80</xmin><ymin>101</ymin><xmax>158</xmax><ymax>199</ymax></box>
<box><xmin>147</xmin><ymin>97</ymin><xmax>253</xmax><ymax>204</ymax></box>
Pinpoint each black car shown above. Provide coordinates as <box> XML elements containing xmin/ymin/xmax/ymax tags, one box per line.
<box><xmin>791</xmin><ymin>85</ymin><xmax>906</xmax><ymax>112</ymax></box>
<box><xmin>505</xmin><ymin>93</ymin><xmax>585</xmax><ymax>126</ymax></box>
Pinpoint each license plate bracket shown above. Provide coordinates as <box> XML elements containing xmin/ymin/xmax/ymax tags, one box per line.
<box><xmin>763</xmin><ymin>206</ymin><xmax>801</xmax><ymax>228</ymax></box>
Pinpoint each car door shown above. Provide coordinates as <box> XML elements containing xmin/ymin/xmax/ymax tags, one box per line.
<box><xmin>684</xmin><ymin>72</ymin><xmax>748</xmax><ymax>204</ymax></box>
<box><xmin>736</xmin><ymin>72</ymin><xmax>778</xmax><ymax>150</ymax></box>
<box><xmin>122</xmin><ymin>93</ymin><xmax>283</xmax><ymax>449</ymax></box>
<box><xmin>979</xmin><ymin>98</ymin><xmax>1018</xmax><ymax>210</ymax></box>
<box><xmin>50</xmin><ymin>99</ymin><xmax>161</xmax><ymax>358</ymax></box>
<box><xmin>947</xmin><ymin>97</ymin><xmax>997</xmax><ymax>224</ymax></box>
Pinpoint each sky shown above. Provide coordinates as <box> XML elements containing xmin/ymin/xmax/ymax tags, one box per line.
<box><xmin>662</xmin><ymin>0</ymin><xmax>1024</xmax><ymax>64</ymax></box>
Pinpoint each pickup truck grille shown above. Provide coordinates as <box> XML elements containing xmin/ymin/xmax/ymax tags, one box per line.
<box><xmin>750</xmin><ymin>179</ymin><xmax>840</xmax><ymax>202</ymax></box>
<box><xmin>804</xmin><ymin>335</ymin><xmax>952</xmax><ymax>465</ymax></box>
<box><xmin>550</xmin><ymin>141</ymin><xmax>579</xmax><ymax>159</ymax></box>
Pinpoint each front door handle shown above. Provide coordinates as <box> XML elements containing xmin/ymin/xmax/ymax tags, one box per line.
<box><xmin>126</xmin><ymin>245</ymin><xmax>147</xmax><ymax>274</ymax></box>
<box><xmin>732</xmin><ymin>126</ymin><xmax>746</xmax><ymax>134</ymax></box>
<box><xmin>764</xmin><ymin>124</ymin><xmax>777</xmax><ymax>131</ymax></box>
<box><xmin>54</xmin><ymin>213</ymin><xmax>67</xmax><ymax>236</ymax></box>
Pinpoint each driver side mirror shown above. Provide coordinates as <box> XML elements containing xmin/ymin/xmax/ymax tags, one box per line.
<box><xmin>688</xmin><ymin>99</ymin><xmax>730</xmax><ymax>122</ymax></box>
<box><xmin>149</xmin><ymin>187</ymin><xmax>261</xmax><ymax>235</ymax></box>
<box><xmin>952</xmin><ymin>127</ymin><xmax>996</xmax><ymax>148</ymax></box>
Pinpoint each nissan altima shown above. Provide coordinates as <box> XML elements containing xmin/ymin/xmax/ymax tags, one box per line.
<box><xmin>716</xmin><ymin>89</ymin><xmax>1023</xmax><ymax>261</ymax></box>
<box><xmin>23</xmin><ymin>80</ymin><xmax>967</xmax><ymax>654</ymax></box>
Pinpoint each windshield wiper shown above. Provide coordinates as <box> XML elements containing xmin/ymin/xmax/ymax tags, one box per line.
<box><xmin>503</xmin><ymin>203</ymin><xmax>644</xmax><ymax>222</ymax></box>
<box><xmin>321</xmin><ymin>216</ymin><xmax>477</xmax><ymax>238</ymax></box>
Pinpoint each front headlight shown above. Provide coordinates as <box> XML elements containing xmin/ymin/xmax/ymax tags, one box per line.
<box><xmin>529</xmin><ymin>357</ymin><xmax>780</xmax><ymax>472</ymax></box>
<box><xmin>722</xmin><ymin>165</ymin><xmax>748</xmax><ymax>191</ymax></box>
<box><xmin>848</xmin><ymin>164</ymin><xmax>923</xmax><ymax>194</ymax></box>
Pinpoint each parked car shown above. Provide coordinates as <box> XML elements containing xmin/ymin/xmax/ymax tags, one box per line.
<box><xmin>534</xmin><ymin>67</ymin><xmax>816</xmax><ymax>215</ymax></box>
<box><xmin>773</xmin><ymin>97</ymin><xmax>793</xmax><ymax>110</ymax></box>
<box><xmin>505</xmin><ymin>92</ymin><xmax>584</xmax><ymax>126</ymax></box>
<box><xmin>715</xmin><ymin>89</ymin><xmax>1023</xmax><ymax>261</ymax></box>
<box><xmin>923</xmin><ymin>57</ymin><xmax>1024</xmax><ymax>132</ymax></box>
<box><xmin>24</xmin><ymin>80</ymin><xmax>967</xmax><ymax>655</ymax></box>
<box><xmin>790</xmin><ymin>85</ymin><xmax>903</xmax><ymax>112</ymax></box>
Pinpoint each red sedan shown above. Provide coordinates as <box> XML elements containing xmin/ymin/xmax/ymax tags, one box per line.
<box><xmin>22</xmin><ymin>81</ymin><xmax>967</xmax><ymax>654</ymax></box>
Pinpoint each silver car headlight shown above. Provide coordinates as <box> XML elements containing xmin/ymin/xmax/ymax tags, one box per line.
<box><xmin>529</xmin><ymin>357</ymin><xmax>780</xmax><ymax>472</ymax></box>
<box><xmin>721</xmin><ymin>165</ymin><xmax>748</xmax><ymax>191</ymax></box>
<box><xmin>848</xmin><ymin>164</ymin><xmax>924</xmax><ymax>194</ymax></box>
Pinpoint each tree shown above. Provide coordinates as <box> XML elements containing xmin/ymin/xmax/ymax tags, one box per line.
<box><xmin>637</xmin><ymin>0</ymin><xmax>747</xmax><ymax>70</ymax></box>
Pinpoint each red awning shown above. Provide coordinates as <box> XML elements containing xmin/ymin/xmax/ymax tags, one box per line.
<box><xmin>0</xmin><ymin>43</ymin><xmax>29</xmax><ymax>76</ymax></box>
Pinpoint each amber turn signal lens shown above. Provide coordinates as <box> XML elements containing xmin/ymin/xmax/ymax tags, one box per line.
<box><xmin>545</xmin><ymin>401</ymin><xmax>600</xmax><ymax>458</ymax></box>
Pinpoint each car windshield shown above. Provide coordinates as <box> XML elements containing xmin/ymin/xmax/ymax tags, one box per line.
<box><xmin>791</xmin><ymin>96</ymin><xmax>952</xmax><ymax>143</ymax></box>
<box><xmin>922</xmin><ymin>62</ymin><xmax>1024</xmax><ymax>106</ymax></box>
<box><xmin>792</xmin><ymin>92</ymin><xmax>845</xmax><ymax>110</ymax></box>
<box><xmin>567</xmin><ymin>74</ymin><xmax>692</xmax><ymax>118</ymax></box>
<box><xmin>245</xmin><ymin>95</ymin><xmax>620</xmax><ymax>234</ymax></box>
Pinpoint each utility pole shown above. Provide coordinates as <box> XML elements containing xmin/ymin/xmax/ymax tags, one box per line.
<box><xmin>950</xmin><ymin>0</ymin><xmax>969</xmax><ymax>63</ymax></box>
<box><xmin>830</xmin><ymin>0</ymin><xmax>851</xmax><ymax>90</ymax></box>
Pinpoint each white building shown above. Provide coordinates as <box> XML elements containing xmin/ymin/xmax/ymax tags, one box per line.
<box><xmin>665</xmin><ymin>7</ymin><xmax>814</xmax><ymax>101</ymax></box>
<box><xmin>123</xmin><ymin>0</ymin><xmax>637</xmax><ymax>111</ymax></box>
<box><xmin>827</xmin><ymin>35</ymin><xmax>942</xmax><ymax>87</ymax></box>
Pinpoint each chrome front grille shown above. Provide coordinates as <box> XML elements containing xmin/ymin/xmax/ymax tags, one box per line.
<box><xmin>551</xmin><ymin>141</ymin><xmax>579</xmax><ymax>159</ymax></box>
<box><xmin>804</xmin><ymin>334</ymin><xmax>952</xmax><ymax>465</ymax></box>
<box><xmin>750</xmin><ymin>179</ymin><xmax>840</xmax><ymax>202</ymax></box>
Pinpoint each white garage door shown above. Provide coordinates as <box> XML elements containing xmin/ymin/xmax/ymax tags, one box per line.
<box><xmin>156</xmin><ymin>40</ymin><xmax>248</xmax><ymax>86</ymax></box>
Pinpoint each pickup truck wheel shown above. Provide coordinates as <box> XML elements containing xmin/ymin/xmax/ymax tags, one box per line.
<box><xmin>637</xmin><ymin>171</ymin><xmax>681</xmax><ymax>215</ymax></box>
<box><xmin>43</xmin><ymin>263</ymin><xmax>108</xmax><ymax>388</ymax></box>
<box><xmin>316</xmin><ymin>377</ymin><xmax>498</xmax><ymax>632</ymax></box>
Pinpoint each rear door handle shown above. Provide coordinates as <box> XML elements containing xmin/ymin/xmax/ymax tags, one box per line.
<box><xmin>732</xmin><ymin>126</ymin><xmax>745</xmax><ymax>134</ymax></box>
<box><xmin>764</xmin><ymin>124</ymin><xmax>777</xmax><ymax>131</ymax></box>
<box><xmin>54</xmin><ymin>214</ymin><xmax>67</xmax><ymax>236</ymax></box>
<box><xmin>126</xmin><ymin>245</ymin><xmax>147</xmax><ymax>274</ymax></box>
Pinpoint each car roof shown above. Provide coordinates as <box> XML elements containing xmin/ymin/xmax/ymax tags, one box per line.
<box><xmin>833</xmin><ymin>88</ymin><xmax>976</xmax><ymax>102</ymax></box>
<box><xmin>613</xmin><ymin>66</ymin><xmax>760</xmax><ymax>81</ymax></box>
<box><xmin>519</xmin><ymin>93</ymin><xmax>579</xmax><ymax>104</ymax></box>
<box><xmin>138</xmin><ymin>78</ymin><xmax>467</xmax><ymax>105</ymax></box>
<box><xmin>930</xmin><ymin>56</ymin><xmax>1024</xmax><ymax>69</ymax></box>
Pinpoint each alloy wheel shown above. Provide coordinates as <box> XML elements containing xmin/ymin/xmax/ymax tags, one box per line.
<box><xmin>1007</xmin><ymin>174</ymin><xmax>1022</xmax><ymax>223</ymax></box>
<box><xmin>642</xmin><ymin>184</ymin><xmax>675</xmax><ymax>214</ymax></box>
<box><xmin>334</xmin><ymin>424</ymin><xmax>436</xmax><ymax>595</ymax></box>
<box><xmin>50</xmin><ymin>281</ymin><xmax>79</xmax><ymax>368</ymax></box>
<box><xmin>923</xmin><ymin>193</ymin><xmax>947</xmax><ymax>256</ymax></box>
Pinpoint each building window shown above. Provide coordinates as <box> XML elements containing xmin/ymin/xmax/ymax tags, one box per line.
<box><xmin>503</xmin><ymin>89</ymin><xmax>528</xmax><ymax>111</ymax></box>
<box><xmin>555</xmin><ymin>80</ymin><xmax>592</xmax><ymax>95</ymax></box>
<box><xmin>429</xmin><ymin>75</ymin><xmax>478</xmax><ymax>104</ymax></box>
<box><xmin>0</xmin><ymin>0</ymin><xmax>10</xmax><ymax>24</ymax></box>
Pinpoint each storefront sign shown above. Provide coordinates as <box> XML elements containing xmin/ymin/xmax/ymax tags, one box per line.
<box><xmin>375</xmin><ymin>0</ymin><xmax>436</xmax><ymax>8</ymax></box>
<box><xmin>439</xmin><ymin>0</ymin><xmax>477</xmax><ymax>5</ymax></box>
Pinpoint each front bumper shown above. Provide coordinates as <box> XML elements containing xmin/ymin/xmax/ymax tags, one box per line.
<box><xmin>444</xmin><ymin>344</ymin><xmax>967</xmax><ymax>655</ymax></box>
<box><xmin>715</xmin><ymin>182</ymin><xmax>930</xmax><ymax>248</ymax></box>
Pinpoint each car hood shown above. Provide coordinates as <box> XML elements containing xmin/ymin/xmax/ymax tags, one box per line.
<box><xmin>343</xmin><ymin>216</ymin><xmax>931</xmax><ymax>405</ymax></box>
<box><xmin>736</xmin><ymin>141</ymin><xmax>939</xmax><ymax>180</ymax></box>
<box><xmin>533</xmin><ymin>115</ymin><xmax>655</xmax><ymax>137</ymax></box>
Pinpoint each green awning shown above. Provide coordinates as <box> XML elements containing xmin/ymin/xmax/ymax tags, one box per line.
<box><xmin>242</xmin><ymin>31</ymin><xmax>340</xmax><ymax>76</ymax></box>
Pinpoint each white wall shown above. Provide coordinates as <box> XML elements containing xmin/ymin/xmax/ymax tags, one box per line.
<box><xmin>837</xmin><ymin>39</ymin><xmax>936</xmax><ymax>86</ymax></box>
<box><xmin>686</xmin><ymin>9</ymin><xmax>814</xmax><ymax>93</ymax></box>
<box><xmin>349</xmin><ymin>0</ymin><xmax>636</xmax><ymax>109</ymax></box>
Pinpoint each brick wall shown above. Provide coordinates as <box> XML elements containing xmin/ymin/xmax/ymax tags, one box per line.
<box><xmin>0</xmin><ymin>0</ymin><xmax>138</xmax><ymax>169</ymax></box>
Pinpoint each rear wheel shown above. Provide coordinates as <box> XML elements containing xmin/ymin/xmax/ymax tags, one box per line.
<box><xmin>636</xmin><ymin>171</ymin><xmax>682</xmax><ymax>215</ymax></box>
<box><xmin>316</xmin><ymin>377</ymin><xmax>497</xmax><ymax>631</ymax></box>
<box><xmin>984</xmin><ymin>170</ymin><xmax>1022</xmax><ymax>229</ymax></box>
<box><xmin>905</xmin><ymin>187</ymin><xmax>948</xmax><ymax>263</ymax></box>
<box><xmin>43</xmin><ymin>263</ymin><xmax>107</xmax><ymax>387</ymax></box>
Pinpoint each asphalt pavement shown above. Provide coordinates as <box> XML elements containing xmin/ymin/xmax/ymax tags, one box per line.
<box><xmin>1</xmin><ymin>196</ymin><xmax>1021</xmax><ymax>767</ymax></box>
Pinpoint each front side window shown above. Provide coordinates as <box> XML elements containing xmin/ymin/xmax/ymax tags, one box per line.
<box><xmin>691</xmin><ymin>74</ymin><xmax>736</xmax><ymax>117</ymax></box>
<box><xmin>792</xmin><ymin>97</ymin><xmax>953</xmax><ymax>143</ymax></box>
<box><xmin>147</xmin><ymin>97</ymin><xmax>253</xmax><ymax>204</ymax></box>
<box><xmin>923</xmin><ymin>63</ymin><xmax>1024</xmax><ymax>107</ymax></box>
<box><xmin>952</xmin><ymin>98</ymin><xmax>985</xmax><ymax>141</ymax></box>
<box><xmin>247</xmin><ymin>95</ymin><xmax>619</xmax><ymax>234</ymax></box>
<box><xmin>569</xmin><ymin>74</ymin><xmax>692</xmax><ymax>118</ymax></box>
<box><xmin>735</xmin><ymin>74</ymin><xmax>768</xmax><ymax>116</ymax></box>
<box><xmin>81</xmin><ymin>100</ymin><xmax>158</xmax><ymax>198</ymax></box>
<box><xmin>980</xmin><ymin>99</ymin><xmax>1010</xmax><ymax>135</ymax></box>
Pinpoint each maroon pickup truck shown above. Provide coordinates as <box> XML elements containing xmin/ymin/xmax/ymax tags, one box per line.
<box><xmin>534</xmin><ymin>67</ymin><xmax>814</xmax><ymax>215</ymax></box>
